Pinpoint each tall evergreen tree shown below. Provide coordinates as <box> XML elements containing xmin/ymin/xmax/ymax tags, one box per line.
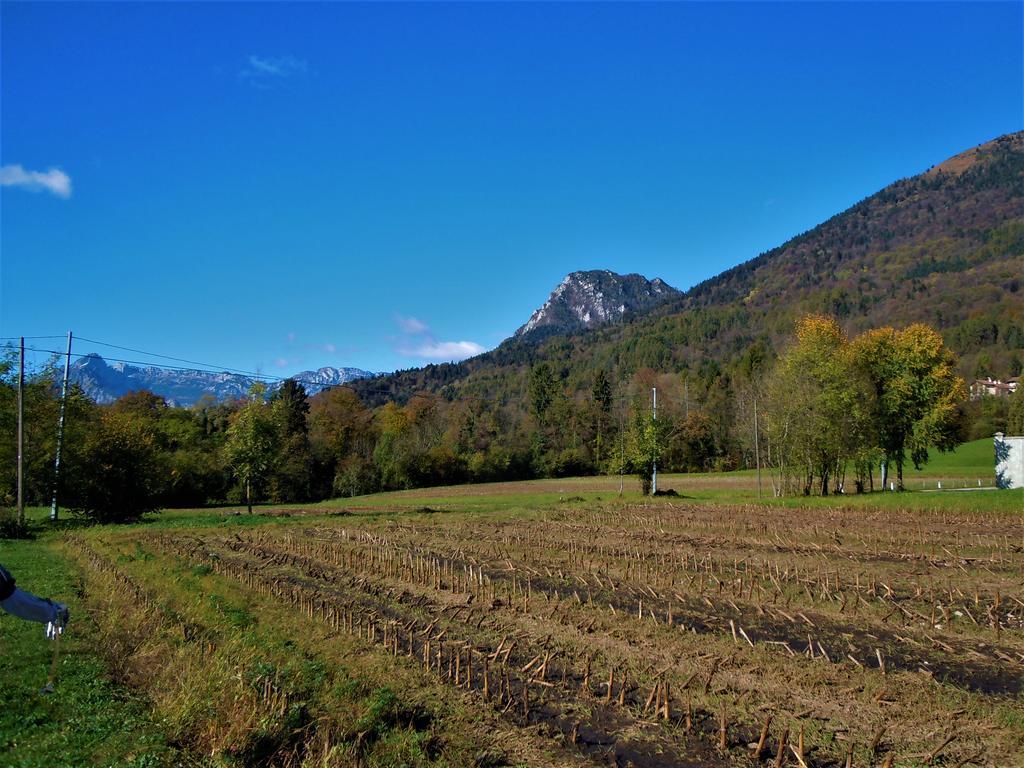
<box><xmin>269</xmin><ymin>379</ymin><xmax>313</xmax><ymax>501</ymax></box>
<box><xmin>591</xmin><ymin>369</ymin><xmax>613</xmax><ymax>464</ymax></box>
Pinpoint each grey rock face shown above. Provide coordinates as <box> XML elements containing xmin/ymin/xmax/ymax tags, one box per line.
<box><xmin>515</xmin><ymin>270</ymin><xmax>680</xmax><ymax>340</ymax></box>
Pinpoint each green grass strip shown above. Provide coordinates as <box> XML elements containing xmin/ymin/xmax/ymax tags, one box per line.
<box><xmin>0</xmin><ymin>538</ymin><xmax>183</xmax><ymax>768</ymax></box>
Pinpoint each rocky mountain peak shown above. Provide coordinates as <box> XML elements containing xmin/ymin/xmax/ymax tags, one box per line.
<box><xmin>514</xmin><ymin>270</ymin><xmax>680</xmax><ymax>340</ymax></box>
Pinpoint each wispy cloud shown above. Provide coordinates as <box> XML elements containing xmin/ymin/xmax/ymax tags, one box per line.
<box><xmin>0</xmin><ymin>164</ymin><xmax>72</xmax><ymax>198</ymax></box>
<box><xmin>404</xmin><ymin>340</ymin><xmax>486</xmax><ymax>361</ymax></box>
<box><xmin>393</xmin><ymin>315</ymin><xmax>485</xmax><ymax>362</ymax></box>
<box><xmin>239</xmin><ymin>55</ymin><xmax>308</xmax><ymax>88</ymax></box>
<box><xmin>396</xmin><ymin>314</ymin><xmax>429</xmax><ymax>334</ymax></box>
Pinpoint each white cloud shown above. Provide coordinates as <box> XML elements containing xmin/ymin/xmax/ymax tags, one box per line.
<box><xmin>403</xmin><ymin>340</ymin><xmax>485</xmax><ymax>362</ymax></box>
<box><xmin>396</xmin><ymin>314</ymin><xmax>429</xmax><ymax>334</ymax></box>
<box><xmin>393</xmin><ymin>314</ymin><xmax>484</xmax><ymax>361</ymax></box>
<box><xmin>0</xmin><ymin>164</ymin><xmax>71</xmax><ymax>198</ymax></box>
<box><xmin>239</xmin><ymin>55</ymin><xmax>308</xmax><ymax>87</ymax></box>
<box><xmin>274</xmin><ymin>357</ymin><xmax>290</xmax><ymax>368</ymax></box>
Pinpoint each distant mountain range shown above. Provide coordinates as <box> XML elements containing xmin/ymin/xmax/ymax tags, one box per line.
<box><xmin>514</xmin><ymin>270</ymin><xmax>679</xmax><ymax>341</ymax></box>
<box><xmin>68</xmin><ymin>354</ymin><xmax>374</xmax><ymax>406</ymax></box>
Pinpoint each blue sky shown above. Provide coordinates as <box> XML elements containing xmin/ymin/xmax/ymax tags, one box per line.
<box><xmin>2</xmin><ymin>2</ymin><xmax>1021</xmax><ymax>377</ymax></box>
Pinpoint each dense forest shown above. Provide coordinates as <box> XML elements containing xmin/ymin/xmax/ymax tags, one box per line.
<box><xmin>2</xmin><ymin>319</ymin><xmax>1023</xmax><ymax>527</ymax></box>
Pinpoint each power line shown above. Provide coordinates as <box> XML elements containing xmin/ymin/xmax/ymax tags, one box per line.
<box><xmin>20</xmin><ymin>345</ymin><xmax>272</xmax><ymax>377</ymax></box>
<box><xmin>74</xmin><ymin>335</ymin><xmax>273</xmax><ymax>379</ymax></box>
<box><xmin>0</xmin><ymin>335</ymin><xmax>69</xmax><ymax>341</ymax></box>
<box><xmin>7</xmin><ymin>335</ymin><xmax>373</xmax><ymax>385</ymax></box>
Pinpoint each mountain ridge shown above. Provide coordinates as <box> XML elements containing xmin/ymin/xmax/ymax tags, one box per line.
<box><xmin>68</xmin><ymin>354</ymin><xmax>374</xmax><ymax>406</ymax></box>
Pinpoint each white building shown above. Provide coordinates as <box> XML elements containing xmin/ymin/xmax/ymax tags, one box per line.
<box><xmin>970</xmin><ymin>377</ymin><xmax>1020</xmax><ymax>400</ymax></box>
<box><xmin>994</xmin><ymin>433</ymin><xmax>1024</xmax><ymax>490</ymax></box>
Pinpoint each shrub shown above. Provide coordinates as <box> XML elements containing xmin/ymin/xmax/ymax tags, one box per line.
<box><xmin>0</xmin><ymin>506</ymin><xmax>30</xmax><ymax>539</ymax></box>
<box><xmin>65</xmin><ymin>411</ymin><xmax>166</xmax><ymax>523</ymax></box>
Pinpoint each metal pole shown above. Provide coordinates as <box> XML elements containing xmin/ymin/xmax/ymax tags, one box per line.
<box><xmin>17</xmin><ymin>337</ymin><xmax>25</xmax><ymax>527</ymax></box>
<box><xmin>753</xmin><ymin>392</ymin><xmax>762</xmax><ymax>499</ymax></box>
<box><xmin>651</xmin><ymin>387</ymin><xmax>657</xmax><ymax>495</ymax></box>
<box><xmin>50</xmin><ymin>331</ymin><xmax>73</xmax><ymax>521</ymax></box>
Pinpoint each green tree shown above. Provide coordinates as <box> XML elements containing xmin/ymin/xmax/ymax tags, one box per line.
<box><xmin>966</xmin><ymin>395</ymin><xmax>1009</xmax><ymax>440</ymax></box>
<box><xmin>591</xmin><ymin>370</ymin><xmax>613</xmax><ymax>465</ymax></box>
<box><xmin>762</xmin><ymin>315</ymin><xmax>871</xmax><ymax>495</ymax></box>
<box><xmin>110</xmin><ymin>389</ymin><xmax>167</xmax><ymax>419</ymax></box>
<box><xmin>527</xmin><ymin>362</ymin><xmax>572</xmax><ymax>472</ymax></box>
<box><xmin>271</xmin><ymin>379</ymin><xmax>310</xmax><ymax>436</ymax></box>
<box><xmin>623</xmin><ymin>400</ymin><xmax>667</xmax><ymax>495</ymax></box>
<box><xmin>108</xmin><ymin>390</ymin><xmax>229</xmax><ymax>508</ymax></box>
<box><xmin>669</xmin><ymin>411</ymin><xmax>717</xmax><ymax>472</ymax></box>
<box><xmin>529</xmin><ymin>363</ymin><xmax>557</xmax><ymax>424</ymax></box>
<box><xmin>852</xmin><ymin>324</ymin><xmax>966</xmax><ymax>489</ymax></box>
<box><xmin>224</xmin><ymin>386</ymin><xmax>279</xmax><ymax>513</ymax></box>
<box><xmin>269</xmin><ymin>379</ymin><xmax>312</xmax><ymax>502</ymax></box>
<box><xmin>66</xmin><ymin>410</ymin><xmax>165</xmax><ymax>523</ymax></box>
<box><xmin>739</xmin><ymin>339</ymin><xmax>772</xmax><ymax>380</ymax></box>
<box><xmin>373</xmin><ymin>401</ymin><xmax>413</xmax><ymax>490</ymax></box>
<box><xmin>158</xmin><ymin>405</ymin><xmax>229</xmax><ymax>507</ymax></box>
<box><xmin>1007</xmin><ymin>387</ymin><xmax>1024</xmax><ymax>434</ymax></box>
<box><xmin>309</xmin><ymin>386</ymin><xmax>378</xmax><ymax>497</ymax></box>
<box><xmin>0</xmin><ymin>351</ymin><xmax>97</xmax><ymax>509</ymax></box>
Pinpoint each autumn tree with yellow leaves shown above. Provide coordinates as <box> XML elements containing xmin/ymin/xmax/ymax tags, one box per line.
<box><xmin>851</xmin><ymin>324</ymin><xmax>966</xmax><ymax>490</ymax></box>
<box><xmin>762</xmin><ymin>315</ymin><xmax>965</xmax><ymax>495</ymax></box>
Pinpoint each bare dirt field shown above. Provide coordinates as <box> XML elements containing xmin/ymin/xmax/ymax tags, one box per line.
<box><xmin>59</xmin><ymin>490</ymin><xmax>1024</xmax><ymax>767</ymax></box>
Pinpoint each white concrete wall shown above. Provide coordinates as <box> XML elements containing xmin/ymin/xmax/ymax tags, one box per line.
<box><xmin>994</xmin><ymin>433</ymin><xmax>1024</xmax><ymax>490</ymax></box>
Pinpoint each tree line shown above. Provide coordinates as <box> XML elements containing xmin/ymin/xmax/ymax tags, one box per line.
<box><xmin>2</xmin><ymin>316</ymin><xmax>1017</xmax><ymax>526</ymax></box>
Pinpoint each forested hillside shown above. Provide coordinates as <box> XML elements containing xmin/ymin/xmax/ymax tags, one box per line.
<box><xmin>281</xmin><ymin>131</ymin><xmax>1017</xmax><ymax>492</ymax></box>
<box><xmin>353</xmin><ymin>132</ymin><xmax>1024</xmax><ymax>406</ymax></box>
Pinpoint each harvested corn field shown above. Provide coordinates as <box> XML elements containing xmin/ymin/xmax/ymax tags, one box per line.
<box><xmin>60</xmin><ymin>497</ymin><xmax>1024</xmax><ymax>768</ymax></box>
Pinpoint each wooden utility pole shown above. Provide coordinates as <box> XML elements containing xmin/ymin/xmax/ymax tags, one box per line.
<box><xmin>651</xmin><ymin>387</ymin><xmax>657</xmax><ymax>495</ymax></box>
<box><xmin>17</xmin><ymin>337</ymin><xmax>25</xmax><ymax>527</ymax></box>
<box><xmin>50</xmin><ymin>331</ymin><xmax>73</xmax><ymax>521</ymax></box>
